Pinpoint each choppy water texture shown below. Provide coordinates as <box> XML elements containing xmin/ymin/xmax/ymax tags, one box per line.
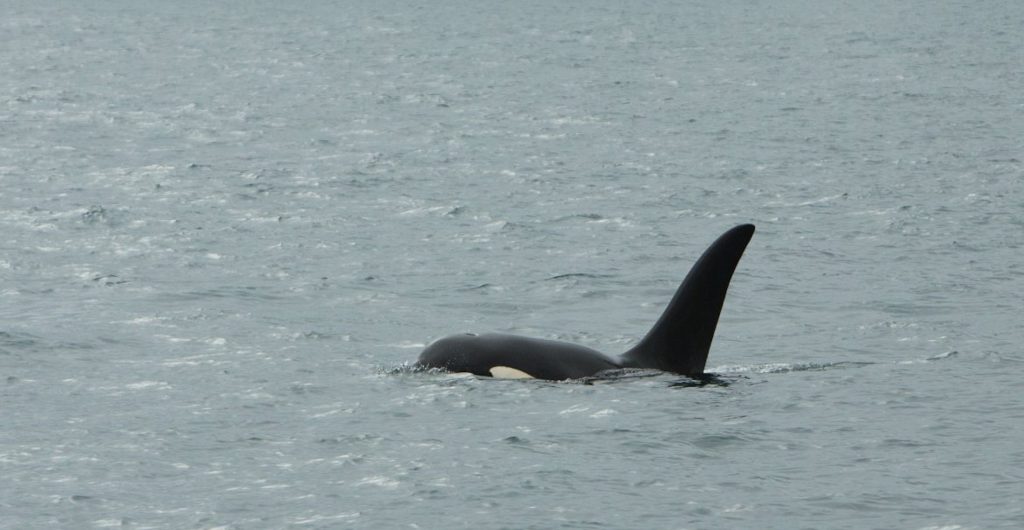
<box><xmin>3</xmin><ymin>1</ymin><xmax>1023</xmax><ymax>529</ymax></box>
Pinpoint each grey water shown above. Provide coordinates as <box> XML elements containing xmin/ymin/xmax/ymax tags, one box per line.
<box><xmin>2</xmin><ymin>0</ymin><xmax>1023</xmax><ymax>528</ymax></box>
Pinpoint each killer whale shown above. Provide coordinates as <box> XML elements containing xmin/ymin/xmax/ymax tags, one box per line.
<box><xmin>416</xmin><ymin>224</ymin><xmax>755</xmax><ymax>380</ymax></box>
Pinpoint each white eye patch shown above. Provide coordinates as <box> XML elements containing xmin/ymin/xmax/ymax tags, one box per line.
<box><xmin>488</xmin><ymin>366</ymin><xmax>535</xmax><ymax>379</ymax></box>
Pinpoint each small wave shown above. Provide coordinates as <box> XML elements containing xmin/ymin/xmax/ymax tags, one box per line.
<box><xmin>763</xmin><ymin>193</ymin><xmax>848</xmax><ymax>209</ymax></box>
<box><xmin>718</xmin><ymin>352</ymin><xmax>959</xmax><ymax>373</ymax></box>
<box><xmin>0</xmin><ymin>330</ymin><xmax>41</xmax><ymax>349</ymax></box>
<box><xmin>387</xmin><ymin>341</ymin><xmax>427</xmax><ymax>350</ymax></box>
<box><xmin>456</xmin><ymin>282</ymin><xmax>503</xmax><ymax>292</ymax></box>
<box><xmin>383</xmin><ymin>363</ymin><xmax>481</xmax><ymax>384</ymax></box>
<box><xmin>544</xmin><ymin>273</ymin><xmax>611</xmax><ymax>281</ymax></box>
<box><xmin>712</xmin><ymin>361</ymin><xmax>876</xmax><ymax>374</ymax></box>
<box><xmin>381</xmin><ymin>362</ymin><xmax>423</xmax><ymax>375</ymax></box>
<box><xmin>927</xmin><ymin>350</ymin><xmax>958</xmax><ymax>361</ymax></box>
<box><xmin>581</xmin><ymin>368</ymin><xmax>710</xmax><ymax>386</ymax></box>
<box><xmin>396</xmin><ymin>204</ymin><xmax>464</xmax><ymax>217</ymax></box>
<box><xmin>389</xmin><ymin>365</ymin><xmax>733</xmax><ymax>388</ymax></box>
<box><xmin>552</xmin><ymin>213</ymin><xmax>604</xmax><ymax>222</ymax></box>
<box><xmin>897</xmin><ymin>350</ymin><xmax>960</xmax><ymax>365</ymax></box>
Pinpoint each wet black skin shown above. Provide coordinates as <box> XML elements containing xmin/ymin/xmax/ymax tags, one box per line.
<box><xmin>416</xmin><ymin>224</ymin><xmax>756</xmax><ymax>381</ymax></box>
<box><xmin>418</xmin><ymin>333</ymin><xmax>621</xmax><ymax>380</ymax></box>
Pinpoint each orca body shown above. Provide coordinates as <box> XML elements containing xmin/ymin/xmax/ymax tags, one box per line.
<box><xmin>416</xmin><ymin>224</ymin><xmax>755</xmax><ymax>381</ymax></box>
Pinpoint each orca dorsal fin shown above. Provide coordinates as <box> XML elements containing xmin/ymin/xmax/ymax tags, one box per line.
<box><xmin>620</xmin><ymin>224</ymin><xmax>755</xmax><ymax>376</ymax></box>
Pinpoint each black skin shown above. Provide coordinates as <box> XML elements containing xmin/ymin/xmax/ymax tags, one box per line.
<box><xmin>416</xmin><ymin>224</ymin><xmax>755</xmax><ymax>381</ymax></box>
<box><xmin>418</xmin><ymin>333</ymin><xmax>621</xmax><ymax>380</ymax></box>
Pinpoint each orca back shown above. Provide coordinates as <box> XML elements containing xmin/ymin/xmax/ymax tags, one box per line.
<box><xmin>418</xmin><ymin>333</ymin><xmax>620</xmax><ymax>380</ymax></box>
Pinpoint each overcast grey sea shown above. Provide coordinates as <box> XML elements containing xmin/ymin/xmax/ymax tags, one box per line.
<box><xmin>2</xmin><ymin>1</ymin><xmax>1023</xmax><ymax>529</ymax></box>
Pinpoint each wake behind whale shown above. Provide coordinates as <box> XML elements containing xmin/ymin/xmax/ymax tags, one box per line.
<box><xmin>415</xmin><ymin>224</ymin><xmax>755</xmax><ymax>381</ymax></box>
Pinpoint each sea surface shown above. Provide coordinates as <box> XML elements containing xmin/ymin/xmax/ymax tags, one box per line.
<box><xmin>2</xmin><ymin>1</ymin><xmax>1023</xmax><ymax>529</ymax></box>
